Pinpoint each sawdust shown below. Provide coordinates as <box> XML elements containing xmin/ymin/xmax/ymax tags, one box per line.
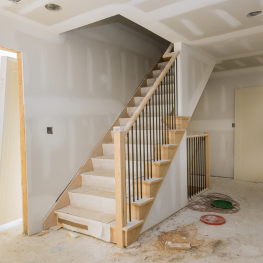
<box><xmin>150</xmin><ymin>222</ymin><xmax>219</xmax><ymax>259</ymax></box>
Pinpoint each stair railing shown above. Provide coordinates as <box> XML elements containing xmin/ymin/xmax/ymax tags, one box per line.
<box><xmin>114</xmin><ymin>51</ymin><xmax>179</xmax><ymax>248</ymax></box>
<box><xmin>186</xmin><ymin>133</ymin><xmax>210</xmax><ymax>199</ymax></box>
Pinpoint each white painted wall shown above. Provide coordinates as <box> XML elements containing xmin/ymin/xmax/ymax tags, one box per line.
<box><xmin>141</xmin><ymin>44</ymin><xmax>216</xmax><ymax>233</ymax></box>
<box><xmin>188</xmin><ymin>66</ymin><xmax>263</xmax><ymax>178</ymax></box>
<box><xmin>0</xmin><ymin>14</ymin><xmax>168</xmax><ymax>235</ymax></box>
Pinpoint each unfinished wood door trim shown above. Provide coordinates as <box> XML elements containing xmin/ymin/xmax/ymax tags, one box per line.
<box><xmin>0</xmin><ymin>47</ymin><xmax>28</xmax><ymax>235</ymax></box>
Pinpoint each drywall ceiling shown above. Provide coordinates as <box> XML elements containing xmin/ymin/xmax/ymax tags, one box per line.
<box><xmin>1</xmin><ymin>0</ymin><xmax>263</xmax><ymax>71</ymax></box>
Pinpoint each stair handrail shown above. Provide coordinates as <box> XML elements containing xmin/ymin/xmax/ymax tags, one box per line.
<box><xmin>114</xmin><ymin>49</ymin><xmax>180</xmax><ymax>248</ymax></box>
<box><xmin>123</xmin><ymin>51</ymin><xmax>180</xmax><ymax>135</ymax></box>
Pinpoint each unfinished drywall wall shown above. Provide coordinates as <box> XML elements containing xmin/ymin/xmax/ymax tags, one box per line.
<box><xmin>177</xmin><ymin>43</ymin><xmax>216</xmax><ymax>117</ymax></box>
<box><xmin>0</xmin><ymin>13</ymin><xmax>168</xmax><ymax>235</ymax></box>
<box><xmin>188</xmin><ymin>66</ymin><xmax>263</xmax><ymax>178</ymax></box>
<box><xmin>141</xmin><ymin>44</ymin><xmax>215</xmax><ymax>233</ymax></box>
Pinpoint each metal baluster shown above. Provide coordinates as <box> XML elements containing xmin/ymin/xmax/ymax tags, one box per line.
<box><xmin>131</xmin><ymin>126</ymin><xmax>135</xmax><ymax>202</ymax></box>
<box><xmin>155</xmin><ymin>87</ymin><xmax>160</xmax><ymax>161</ymax></box>
<box><xmin>136</xmin><ymin>120</ymin><xmax>138</xmax><ymax>200</ymax></box>
<box><xmin>166</xmin><ymin>73</ymin><xmax>169</xmax><ymax>144</ymax></box>
<box><xmin>143</xmin><ymin>110</ymin><xmax>146</xmax><ymax>181</ymax></box>
<box><xmin>149</xmin><ymin>99</ymin><xmax>152</xmax><ymax>178</ymax></box>
<box><xmin>139</xmin><ymin>115</ymin><xmax>142</xmax><ymax>198</ymax></box>
<box><xmin>186</xmin><ymin>138</ymin><xmax>189</xmax><ymax>198</ymax></box>
<box><xmin>127</xmin><ymin>133</ymin><xmax>131</xmax><ymax>221</ymax></box>
<box><xmin>146</xmin><ymin>104</ymin><xmax>149</xmax><ymax>180</ymax></box>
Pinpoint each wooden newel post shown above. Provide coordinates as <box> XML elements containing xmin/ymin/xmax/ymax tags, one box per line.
<box><xmin>204</xmin><ymin>132</ymin><xmax>210</xmax><ymax>188</ymax></box>
<box><xmin>114</xmin><ymin>126</ymin><xmax>127</xmax><ymax>248</ymax></box>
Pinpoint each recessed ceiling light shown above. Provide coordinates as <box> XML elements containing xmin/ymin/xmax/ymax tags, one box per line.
<box><xmin>45</xmin><ymin>3</ymin><xmax>62</xmax><ymax>12</ymax></box>
<box><xmin>247</xmin><ymin>11</ymin><xmax>262</xmax><ymax>18</ymax></box>
<box><xmin>8</xmin><ymin>0</ymin><xmax>22</xmax><ymax>3</ymax></box>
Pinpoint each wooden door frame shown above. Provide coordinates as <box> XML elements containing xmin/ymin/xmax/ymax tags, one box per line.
<box><xmin>0</xmin><ymin>46</ymin><xmax>28</xmax><ymax>235</ymax></box>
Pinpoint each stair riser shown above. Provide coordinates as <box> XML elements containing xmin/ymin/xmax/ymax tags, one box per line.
<box><xmin>152</xmin><ymin>70</ymin><xmax>173</xmax><ymax>78</ymax></box>
<box><xmin>81</xmin><ymin>174</ymin><xmax>115</xmax><ymax>192</ymax></box>
<box><xmin>158</xmin><ymin>62</ymin><xmax>169</xmax><ymax>70</ymax></box>
<box><xmin>134</xmin><ymin>95</ymin><xmax>176</xmax><ymax>106</ymax></box>
<box><xmin>92</xmin><ymin>158</ymin><xmax>155</xmax><ymax>175</ymax></box>
<box><xmin>147</xmin><ymin>78</ymin><xmax>174</xmax><ymax>87</ymax></box>
<box><xmin>68</xmin><ymin>192</ymin><xmax>116</xmax><ymax>215</ymax></box>
<box><xmin>82</xmin><ymin>174</ymin><xmax>159</xmax><ymax>197</ymax></box>
<box><xmin>111</xmin><ymin>130</ymin><xmax>164</xmax><ymax>144</ymax></box>
<box><xmin>127</xmin><ymin>201</ymin><xmax>153</xmax><ymax>221</ymax></box>
<box><xmin>103</xmin><ymin>143</ymin><xmax>160</xmax><ymax>156</ymax></box>
<box><xmin>141</xmin><ymin>86</ymin><xmax>175</xmax><ymax>96</ymax></box>
<box><xmin>127</xmin><ymin>105</ymin><xmax>174</xmax><ymax>117</ymax></box>
<box><xmin>56</xmin><ymin>212</ymin><xmax>111</xmax><ymax>242</ymax></box>
<box><xmin>119</xmin><ymin>118</ymin><xmax>170</xmax><ymax>129</ymax></box>
<box><xmin>102</xmin><ymin>144</ymin><xmax>114</xmax><ymax>155</ymax></box>
<box><xmin>169</xmin><ymin>132</ymin><xmax>184</xmax><ymax>144</ymax></box>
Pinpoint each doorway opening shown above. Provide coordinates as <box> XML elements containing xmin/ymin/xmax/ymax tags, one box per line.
<box><xmin>0</xmin><ymin>47</ymin><xmax>28</xmax><ymax>235</ymax></box>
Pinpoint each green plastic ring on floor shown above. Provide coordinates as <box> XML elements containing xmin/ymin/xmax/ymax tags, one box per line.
<box><xmin>212</xmin><ymin>200</ymin><xmax>234</xmax><ymax>209</ymax></box>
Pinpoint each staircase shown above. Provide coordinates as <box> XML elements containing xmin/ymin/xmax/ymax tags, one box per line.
<box><xmin>43</xmin><ymin>43</ymin><xmax>191</xmax><ymax>247</ymax></box>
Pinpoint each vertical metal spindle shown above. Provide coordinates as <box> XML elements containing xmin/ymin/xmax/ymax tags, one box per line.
<box><xmin>146</xmin><ymin>104</ymin><xmax>149</xmax><ymax>180</ymax></box>
<box><xmin>187</xmin><ymin>138</ymin><xmax>189</xmax><ymax>198</ymax></box>
<box><xmin>204</xmin><ymin>136</ymin><xmax>206</xmax><ymax>188</ymax></box>
<box><xmin>127</xmin><ymin>133</ymin><xmax>131</xmax><ymax>221</ymax></box>
<box><xmin>139</xmin><ymin>115</ymin><xmax>142</xmax><ymax>198</ymax></box>
<box><xmin>198</xmin><ymin>137</ymin><xmax>200</xmax><ymax>194</ymax></box>
<box><xmin>168</xmin><ymin>67</ymin><xmax>171</xmax><ymax>139</ymax></box>
<box><xmin>159</xmin><ymin>84</ymin><xmax>162</xmax><ymax>160</ymax></box>
<box><xmin>203</xmin><ymin>137</ymin><xmax>205</xmax><ymax>190</ymax></box>
<box><xmin>201</xmin><ymin>137</ymin><xmax>204</xmax><ymax>190</ymax></box>
<box><xmin>176</xmin><ymin>58</ymin><xmax>178</xmax><ymax>118</ymax></box>
<box><xmin>131</xmin><ymin>126</ymin><xmax>135</xmax><ymax>202</ymax></box>
<box><xmin>171</xmin><ymin>65</ymin><xmax>174</xmax><ymax>129</ymax></box>
<box><xmin>135</xmin><ymin>120</ymin><xmax>138</xmax><ymax>200</ymax></box>
<box><xmin>199</xmin><ymin>137</ymin><xmax>202</xmax><ymax>193</ymax></box>
<box><xmin>195</xmin><ymin>137</ymin><xmax>197</xmax><ymax>195</ymax></box>
<box><xmin>152</xmin><ymin>96</ymin><xmax>155</xmax><ymax>162</ymax></box>
<box><xmin>191</xmin><ymin>138</ymin><xmax>194</xmax><ymax>197</ymax></box>
<box><xmin>173</xmin><ymin>63</ymin><xmax>178</xmax><ymax>129</ymax></box>
<box><xmin>166</xmin><ymin>73</ymin><xmax>169</xmax><ymax>144</ymax></box>
<box><xmin>164</xmin><ymin>77</ymin><xmax>166</xmax><ymax>144</ymax></box>
<box><xmin>143</xmin><ymin>110</ymin><xmax>146</xmax><ymax>181</ymax></box>
<box><xmin>155</xmin><ymin>89</ymin><xmax>159</xmax><ymax>161</ymax></box>
<box><xmin>161</xmin><ymin>81</ymin><xmax>164</xmax><ymax>147</ymax></box>
<box><xmin>149</xmin><ymin>99</ymin><xmax>152</xmax><ymax>178</ymax></box>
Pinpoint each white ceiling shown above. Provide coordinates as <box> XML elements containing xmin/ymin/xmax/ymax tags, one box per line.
<box><xmin>1</xmin><ymin>0</ymin><xmax>263</xmax><ymax>71</ymax></box>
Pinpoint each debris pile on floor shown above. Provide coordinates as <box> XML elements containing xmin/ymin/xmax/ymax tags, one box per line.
<box><xmin>187</xmin><ymin>193</ymin><xmax>240</xmax><ymax>214</ymax></box>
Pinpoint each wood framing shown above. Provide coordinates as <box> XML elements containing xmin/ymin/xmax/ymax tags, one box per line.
<box><xmin>0</xmin><ymin>47</ymin><xmax>28</xmax><ymax>235</ymax></box>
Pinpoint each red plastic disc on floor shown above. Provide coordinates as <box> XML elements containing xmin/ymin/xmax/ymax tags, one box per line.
<box><xmin>200</xmin><ymin>214</ymin><xmax>226</xmax><ymax>225</ymax></box>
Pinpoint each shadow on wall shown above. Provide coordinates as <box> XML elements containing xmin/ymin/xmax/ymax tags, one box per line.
<box><xmin>9</xmin><ymin>15</ymin><xmax>169</xmax><ymax>234</ymax></box>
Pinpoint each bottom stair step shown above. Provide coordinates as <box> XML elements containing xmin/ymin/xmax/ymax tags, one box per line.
<box><xmin>55</xmin><ymin>205</ymin><xmax>116</xmax><ymax>242</ymax></box>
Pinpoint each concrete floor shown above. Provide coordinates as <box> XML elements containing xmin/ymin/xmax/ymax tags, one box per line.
<box><xmin>0</xmin><ymin>177</ymin><xmax>263</xmax><ymax>263</ymax></box>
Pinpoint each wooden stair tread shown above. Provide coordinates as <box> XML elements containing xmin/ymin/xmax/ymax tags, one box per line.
<box><xmin>55</xmin><ymin>205</ymin><xmax>116</xmax><ymax>224</ymax></box>
<box><xmin>134</xmin><ymin>177</ymin><xmax>163</xmax><ymax>184</ymax></box>
<box><xmin>130</xmin><ymin>197</ymin><xmax>154</xmax><ymax>206</ymax></box>
<box><xmin>69</xmin><ymin>187</ymin><xmax>115</xmax><ymax>199</ymax></box>
<box><xmin>110</xmin><ymin>219</ymin><xmax>144</xmax><ymax>231</ymax></box>
<box><xmin>82</xmin><ymin>170</ymin><xmax>115</xmax><ymax>178</ymax></box>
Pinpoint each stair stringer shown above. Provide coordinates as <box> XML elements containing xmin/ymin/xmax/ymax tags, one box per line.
<box><xmin>110</xmin><ymin>117</ymin><xmax>190</xmax><ymax>247</ymax></box>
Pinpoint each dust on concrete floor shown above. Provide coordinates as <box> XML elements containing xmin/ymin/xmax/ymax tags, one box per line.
<box><xmin>0</xmin><ymin>177</ymin><xmax>263</xmax><ymax>263</ymax></box>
